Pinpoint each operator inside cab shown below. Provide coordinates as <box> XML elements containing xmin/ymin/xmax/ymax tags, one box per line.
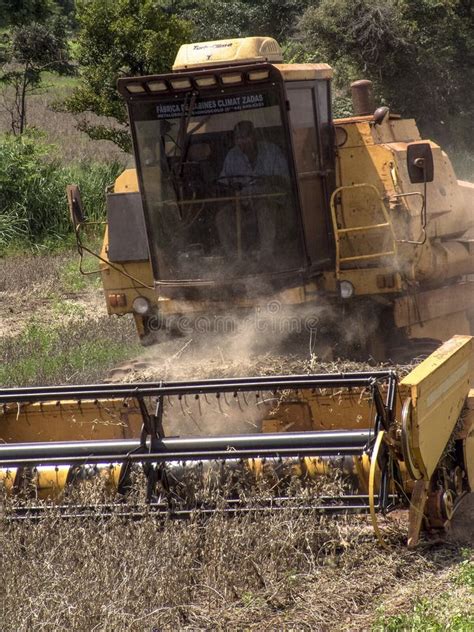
<box><xmin>123</xmin><ymin>37</ymin><xmax>309</xmax><ymax>282</ymax></box>
<box><xmin>216</xmin><ymin>120</ymin><xmax>289</xmax><ymax>260</ymax></box>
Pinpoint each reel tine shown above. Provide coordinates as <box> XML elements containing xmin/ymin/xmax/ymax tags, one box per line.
<box><xmin>195</xmin><ymin>394</ymin><xmax>202</xmax><ymax>416</ymax></box>
<box><xmin>216</xmin><ymin>392</ymin><xmax>223</xmax><ymax>414</ymax></box>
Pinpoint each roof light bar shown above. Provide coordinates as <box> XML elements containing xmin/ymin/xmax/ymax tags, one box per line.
<box><xmin>127</xmin><ymin>83</ymin><xmax>146</xmax><ymax>94</ymax></box>
<box><xmin>170</xmin><ymin>78</ymin><xmax>192</xmax><ymax>90</ymax></box>
<box><xmin>248</xmin><ymin>70</ymin><xmax>270</xmax><ymax>81</ymax></box>
<box><xmin>147</xmin><ymin>81</ymin><xmax>167</xmax><ymax>92</ymax></box>
<box><xmin>195</xmin><ymin>75</ymin><xmax>217</xmax><ymax>88</ymax></box>
<box><xmin>221</xmin><ymin>73</ymin><xmax>242</xmax><ymax>85</ymax></box>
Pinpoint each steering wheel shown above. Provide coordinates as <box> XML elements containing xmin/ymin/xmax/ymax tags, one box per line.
<box><xmin>216</xmin><ymin>174</ymin><xmax>290</xmax><ymax>190</ymax></box>
<box><xmin>215</xmin><ymin>175</ymin><xmax>262</xmax><ymax>190</ymax></box>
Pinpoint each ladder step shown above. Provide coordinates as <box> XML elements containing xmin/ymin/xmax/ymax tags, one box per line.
<box><xmin>337</xmin><ymin>222</ymin><xmax>390</xmax><ymax>234</ymax></box>
<box><xmin>339</xmin><ymin>250</ymin><xmax>396</xmax><ymax>263</ymax></box>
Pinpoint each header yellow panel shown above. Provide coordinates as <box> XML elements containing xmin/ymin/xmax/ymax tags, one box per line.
<box><xmin>173</xmin><ymin>37</ymin><xmax>283</xmax><ymax>70</ymax></box>
<box><xmin>400</xmin><ymin>335</ymin><xmax>473</xmax><ymax>479</ymax></box>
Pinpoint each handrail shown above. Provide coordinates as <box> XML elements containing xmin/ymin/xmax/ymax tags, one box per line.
<box><xmin>330</xmin><ymin>183</ymin><xmax>398</xmax><ymax>277</ymax></box>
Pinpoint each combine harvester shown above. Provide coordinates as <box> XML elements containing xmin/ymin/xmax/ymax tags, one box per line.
<box><xmin>2</xmin><ymin>37</ymin><xmax>473</xmax><ymax>547</ymax></box>
<box><xmin>0</xmin><ymin>336</ymin><xmax>473</xmax><ymax>547</ymax></box>
<box><xmin>67</xmin><ymin>37</ymin><xmax>474</xmax><ymax>358</ymax></box>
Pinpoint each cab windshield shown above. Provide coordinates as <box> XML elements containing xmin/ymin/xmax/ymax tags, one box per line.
<box><xmin>131</xmin><ymin>86</ymin><xmax>304</xmax><ymax>281</ymax></box>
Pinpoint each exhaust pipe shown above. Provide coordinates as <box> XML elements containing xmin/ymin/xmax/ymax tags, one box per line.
<box><xmin>351</xmin><ymin>79</ymin><xmax>375</xmax><ymax>116</ymax></box>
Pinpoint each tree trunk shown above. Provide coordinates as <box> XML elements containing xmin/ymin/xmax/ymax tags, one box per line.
<box><xmin>19</xmin><ymin>64</ymin><xmax>29</xmax><ymax>135</ymax></box>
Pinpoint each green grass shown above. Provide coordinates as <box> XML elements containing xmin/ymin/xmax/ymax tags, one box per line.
<box><xmin>0</xmin><ymin>132</ymin><xmax>123</xmax><ymax>251</ymax></box>
<box><xmin>374</xmin><ymin>600</ymin><xmax>473</xmax><ymax>631</ymax></box>
<box><xmin>0</xmin><ymin>318</ymin><xmax>141</xmax><ymax>387</ymax></box>
<box><xmin>50</xmin><ymin>297</ymin><xmax>87</xmax><ymax>318</ymax></box>
<box><xmin>59</xmin><ymin>252</ymin><xmax>102</xmax><ymax>292</ymax></box>
<box><xmin>373</xmin><ymin>549</ymin><xmax>474</xmax><ymax>631</ymax></box>
<box><xmin>456</xmin><ymin>549</ymin><xmax>474</xmax><ymax>590</ymax></box>
<box><xmin>41</xmin><ymin>71</ymin><xmax>79</xmax><ymax>93</ymax></box>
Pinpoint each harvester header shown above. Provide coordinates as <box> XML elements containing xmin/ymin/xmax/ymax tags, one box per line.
<box><xmin>1</xmin><ymin>336</ymin><xmax>473</xmax><ymax>548</ymax></box>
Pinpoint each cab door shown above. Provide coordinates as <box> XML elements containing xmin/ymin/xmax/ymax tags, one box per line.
<box><xmin>286</xmin><ymin>80</ymin><xmax>335</xmax><ymax>271</ymax></box>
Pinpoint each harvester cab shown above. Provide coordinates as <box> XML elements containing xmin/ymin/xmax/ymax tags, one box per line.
<box><xmin>68</xmin><ymin>36</ymin><xmax>474</xmax><ymax>357</ymax></box>
<box><xmin>105</xmin><ymin>36</ymin><xmax>337</xmax><ymax>345</ymax></box>
<box><xmin>119</xmin><ymin>41</ymin><xmax>331</xmax><ymax>283</ymax></box>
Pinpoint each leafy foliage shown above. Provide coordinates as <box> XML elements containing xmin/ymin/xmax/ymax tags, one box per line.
<box><xmin>0</xmin><ymin>133</ymin><xmax>122</xmax><ymax>248</ymax></box>
<box><xmin>0</xmin><ymin>0</ymin><xmax>57</xmax><ymax>28</ymax></box>
<box><xmin>61</xmin><ymin>0</ymin><xmax>192</xmax><ymax>151</ymax></box>
<box><xmin>299</xmin><ymin>0</ymin><xmax>474</xmax><ymax>148</ymax></box>
<box><xmin>170</xmin><ymin>0</ymin><xmax>310</xmax><ymax>42</ymax></box>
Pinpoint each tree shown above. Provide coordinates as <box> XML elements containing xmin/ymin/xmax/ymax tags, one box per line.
<box><xmin>299</xmin><ymin>0</ymin><xmax>474</xmax><ymax>149</ymax></box>
<box><xmin>167</xmin><ymin>0</ymin><xmax>311</xmax><ymax>42</ymax></box>
<box><xmin>61</xmin><ymin>0</ymin><xmax>192</xmax><ymax>151</ymax></box>
<box><xmin>0</xmin><ymin>14</ymin><xmax>71</xmax><ymax>135</ymax></box>
<box><xmin>0</xmin><ymin>0</ymin><xmax>57</xmax><ymax>27</ymax></box>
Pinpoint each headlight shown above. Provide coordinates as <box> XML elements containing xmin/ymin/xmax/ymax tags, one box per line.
<box><xmin>132</xmin><ymin>296</ymin><xmax>151</xmax><ymax>315</ymax></box>
<box><xmin>339</xmin><ymin>280</ymin><xmax>354</xmax><ymax>299</ymax></box>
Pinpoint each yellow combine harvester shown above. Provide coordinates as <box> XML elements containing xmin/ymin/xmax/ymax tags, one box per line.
<box><xmin>1</xmin><ymin>336</ymin><xmax>473</xmax><ymax>548</ymax></box>
<box><xmin>68</xmin><ymin>36</ymin><xmax>473</xmax><ymax>357</ymax></box>
<box><xmin>5</xmin><ymin>37</ymin><xmax>472</xmax><ymax>548</ymax></box>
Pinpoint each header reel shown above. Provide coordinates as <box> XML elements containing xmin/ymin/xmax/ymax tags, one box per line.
<box><xmin>1</xmin><ymin>336</ymin><xmax>472</xmax><ymax>547</ymax></box>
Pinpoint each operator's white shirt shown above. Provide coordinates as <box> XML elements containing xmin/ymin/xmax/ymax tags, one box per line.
<box><xmin>219</xmin><ymin>141</ymin><xmax>288</xmax><ymax>195</ymax></box>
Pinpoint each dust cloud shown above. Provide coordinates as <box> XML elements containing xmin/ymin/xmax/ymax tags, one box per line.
<box><xmin>116</xmin><ymin>295</ymin><xmax>388</xmax><ymax>438</ymax></box>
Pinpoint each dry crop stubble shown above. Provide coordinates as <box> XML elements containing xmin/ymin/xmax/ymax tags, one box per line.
<box><xmin>0</xmin><ymin>482</ymin><xmax>452</xmax><ymax>631</ymax></box>
<box><xmin>1</xmin><ymin>478</ymin><xmax>471</xmax><ymax>631</ymax></box>
<box><xmin>0</xmin><ymin>252</ymin><xmax>71</xmax><ymax>292</ymax></box>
